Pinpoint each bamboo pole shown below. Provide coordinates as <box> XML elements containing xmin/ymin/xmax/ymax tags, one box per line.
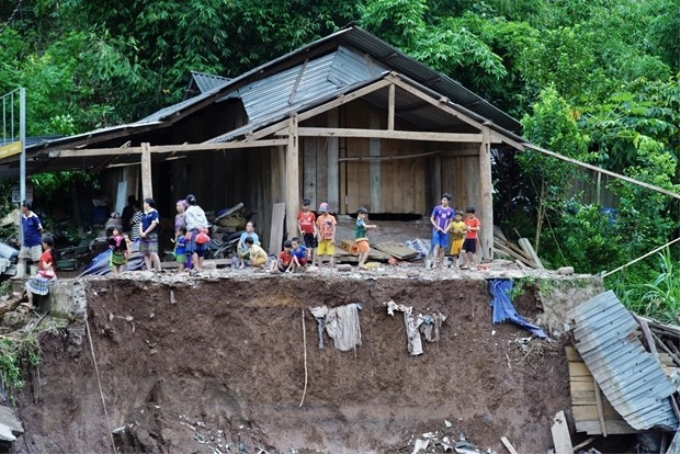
<box><xmin>602</xmin><ymin>237</ymin><xmax>680</xmax><ymax>278</ymax></box>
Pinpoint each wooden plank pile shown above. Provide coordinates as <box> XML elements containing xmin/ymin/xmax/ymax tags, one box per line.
<box><xmin>566</xmin><ymin>346</ymin><xmax>638</xmax><ymax>436</ymax></box>
<box><xmin>336</xmin><ymin>241</ymin><xmax>391</xmax><ymax>263</ymax></box>
<box><xmin>493</xmin><ymin>235</ymin><xmax>544</xmax><ymax>269</ymax></box>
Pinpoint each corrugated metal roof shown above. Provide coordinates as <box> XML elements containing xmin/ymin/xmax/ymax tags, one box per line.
<box><xmin>211</xmin><ymin>74</ymin><xmax>387</xmax><ymax>143</ymax></box>
<box><xmin>569</xmin><ymin>291</ymin><xmax>679</xmax><ymax>431</ymax></box>
<box><xmin>237</xmin><ymin>46</ymin><xmax>387</xmax><ymax>126</ymax></box>
<box><xmin>190</xmin><ymin>71</ymin><xmax>231</xmax><ymax>94</ymax></box>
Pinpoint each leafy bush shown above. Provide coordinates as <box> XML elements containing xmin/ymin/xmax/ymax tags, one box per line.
<box><xmin>618</xmin><ymin>248</ymin><xmax>680</xmax><ymax>324</ymax></box>
<box><xmin>544</xmin><ymin>202</ymin><xmax>627</xmax><ymax>274</ymax></box>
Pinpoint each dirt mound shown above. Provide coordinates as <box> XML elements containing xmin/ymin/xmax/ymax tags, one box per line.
<box><xmin>13</xmin><ymin>275</ymin><xmax>571</xmax><ymax>453</ymax></box>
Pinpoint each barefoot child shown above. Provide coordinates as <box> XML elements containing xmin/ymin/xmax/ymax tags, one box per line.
<box><xmin>355</xmin><ymin>207</ymin><xmax>377</xmax><ymax>269</ymax></box>
<box><xmin>24</xmin><ymin>235</ymin><xmax>57</xmax><ymax>310</ymax></box>
<box><xmin>462</xmin><ymin>206</ymin><xmax>481</xmax><ymax>270</ymax></box>
<box><xmin>109</xmin><ymin>227</ymin><xmax>129</xmax><ymax>275</ymax></box>
<box><xmin>449</xmin><ymin>211</ymin><xmax>466</xmax><ymax>269</ymax></box>
<box><xmin>430</xmin><ymin>193</ymin><xmax>453</xmax><ymax>268</ymax></box>
<box><xmin>244</xmin><ymin>237</ymin><xmax>268</xmax><ymax>270</ymax></box>
<box><xmin>315</xmin><ymin>203</ymin><xmax>336</xmax><ymax>271</ymax></box>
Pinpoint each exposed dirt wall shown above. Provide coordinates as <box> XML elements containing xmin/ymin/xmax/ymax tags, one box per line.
<box><xmin>12</xmin><ymin>275</ymin><xmax>602</xmax><ymax>453</ymax></box>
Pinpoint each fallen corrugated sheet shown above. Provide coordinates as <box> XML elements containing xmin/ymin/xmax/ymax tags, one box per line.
<box><xmin>568</xmin><ymin>290</ymin><xmax>679</xmax><ymax>431</ymax></box>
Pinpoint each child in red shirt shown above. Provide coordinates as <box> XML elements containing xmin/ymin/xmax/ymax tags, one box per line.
<box><xmin>271</xmin><ymin>240</ymin><xmax>297</xmax><ymax>273</ymax></box>
<box><xmin>462</xmin><ymin>206</ymin><xmax>481</xmax><ymax>270</ymax></box>
<box><xmin>297</xmin><ymin>199</ymin><xmax>317</xmax><ymax>264</ymax></box>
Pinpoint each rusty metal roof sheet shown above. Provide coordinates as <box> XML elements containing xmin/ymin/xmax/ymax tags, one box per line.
<box><xmin>568</xmin><ymin>290</ymin><xmax>679</xmax><ymax>431</ymax></box>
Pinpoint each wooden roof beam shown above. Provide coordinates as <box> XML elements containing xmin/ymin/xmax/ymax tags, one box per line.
<box><xmin>49</xmin><ymin>138</ymin><xmax>287</xmax><ymax>158</ymax></box>
<box><xmin>286</xmin><ymin>127</ymin><xmax>482</xmax><ymax>143</ymax></box>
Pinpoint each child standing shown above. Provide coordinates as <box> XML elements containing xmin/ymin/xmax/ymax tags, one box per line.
<box><xmin>355</xmin><ymin>207</ymin><xmax>377</xmax><ymax>270</ymax></box>
<box><xmin>315</xmin><ymin>203</ymin><xmax>336</xmax><ymax>271</ymax></box>
<box><xmin>429</xmin><ymin>193</ymin><xmax>454</xmax><ymax>268</ymax></box>
<box><xmin>291</xmin><ymin>237</ymin><xmax>308</xmax><ymax>270</ymax></box>
<box><xmin>297</xmin><ymin>199</ymin><xmax>317</xmax><ymax>265</ymax></box>
<box><xmin>174</xmin><ymin>227</ymin><xmax>188</xmax><ymax>272</ymax></box>
<box><xmin>109</xmin><ymin>227</ymin><xmax>129</xmax><ymax>275</ymax></box>
<box><xmin>449</xmin><ymin>211</ymin><xmax>466</xmax><ymax>269</ymax></box>
<box><xmin>244</xmin><ymin>237</ymin><xmax>268</xmax><ymax>270</ymax></box>
<box><xmin>462</xmin><ymin>206</ymin><xmax>481</xmax><ymax>270</ymax></box>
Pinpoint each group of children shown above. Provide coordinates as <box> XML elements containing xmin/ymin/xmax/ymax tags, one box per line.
<box><xmin>430</xmin><ymin>193</ymin><xmax>481</xmax><ymax>270</ymax></box>
<box><xmin>106</xmin><ymin>193</ymin><xmax>480</xmax><ymax>274</ymax></box>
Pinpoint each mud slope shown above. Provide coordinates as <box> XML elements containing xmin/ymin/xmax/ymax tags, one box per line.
<box><xmin>14</xmin><ymin>276</ymin><xmax>571</xmax><ymax>453</ymax></box>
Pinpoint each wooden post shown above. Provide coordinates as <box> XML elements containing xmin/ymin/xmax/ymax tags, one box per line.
<box><xmin>387</xmin><ymin>83</ymin><xmax>395</xmax><ymax>131</ymax></box>
<box><xmin>286</xmin><ymin>115</ymin><xmax>300</xmax><ymax>239</ymax></box>
<box><xmin>141</xmin><ymin>142</ymin><xmax>153</xmax><ymax>200</ymax></box>
<box><xmin>478</xmin><ymin>127</ymin><xmax>493</xmax><ymax>262</ymax></box>
<box><xmin>369</xmin><ymin>111</ymin><xmax>382</xmax><ymax>212</ymax></box>
<box><xmin>327</xmin><ymin>109</ymin><xmax>340</xmax><ymax>212</ymax></box>
<box><xmin>429</xmin><ymin>153</ymin><xmax>442</xmax><ymax>210</ymax></box>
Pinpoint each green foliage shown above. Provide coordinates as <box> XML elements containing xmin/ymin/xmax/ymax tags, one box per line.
<box><xmin>32</xmin><ymin>171</ymin><xmax>101</xmax><ymax>201</ymax></box>
<box><xmin>520</xmin><ymin>86</ymin><xmax>592</xmax><ymax>188</ymax></box>
<box><xmin>546</xmin><ymin>203</ymin><xmax>627</xmax><ymax>273</ymax></box>
<box><xmin>620</xmin><ymin>248</ymin><xmax>680</xmax><ymax>324</ymax></box>
<box><xmin>0</xmin><ymin>335</ymin><xmax>41</xmax><ymax>396</ymax></box>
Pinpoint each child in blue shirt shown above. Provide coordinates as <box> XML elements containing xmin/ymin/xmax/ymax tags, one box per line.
<box><xmin>430</xmin><ymin>193</ymin><xmax>453</xmax><ymax>269</ymax></box>
<box><xmin>291</xmin><ymin>237</ymin><xmax>308</xmax><ymax>271</ymax></box>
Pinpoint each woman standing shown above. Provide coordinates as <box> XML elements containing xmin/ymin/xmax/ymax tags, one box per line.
<box><xmin>184</xmin><ymin>194</ymin><xmax>209</xmax><ymax>271</ymax></box>
<box><xmin>140</xmin><ymin>198</ymin><xmax>162</xmax><ymax>272</ymax></box>
<box><xmin>24</xmin><ymin>235</ymin><xmax>57</xmax><ymax>310</ymax></box>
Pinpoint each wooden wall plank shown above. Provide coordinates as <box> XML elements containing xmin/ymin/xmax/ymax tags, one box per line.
<box><xmin>327</xmin><ymin>109</ymin><xmax>340</xmax><ymax>212</ymax></box>
<box><xmin>369</xmin><ymin>111</ymin><xmax>382</xmax><ymax>212</ymax></box>
<box><xmin>303</xmin><ymin>137</ymin><xmax>317</xmax><ymax>207</ymax></box>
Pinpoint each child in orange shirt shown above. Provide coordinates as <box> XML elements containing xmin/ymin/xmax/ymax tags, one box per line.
<box><xmin>462</xmin><ymin>206</ymin><xmax>481</xmax><ymax>270</ymax></box>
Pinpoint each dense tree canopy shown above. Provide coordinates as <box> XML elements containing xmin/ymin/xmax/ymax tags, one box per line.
<box><xmin>1</xmin><ymin>0</ymin><xmax>679</xmax><ymax>317</ymax></box>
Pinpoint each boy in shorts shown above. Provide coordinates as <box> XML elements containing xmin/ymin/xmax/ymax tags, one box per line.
<box><xmin>17</xmin><ymin>200</ymin><xmax>44</xmax><ymax>278</ymax></box>
<box><xmin>429</xmin><ymin>193</ymin><xmax>453</xmax><ymax>269</ymax></box>
<box><xmin>297</xmin><ymin>199</ymin><xmax>317</xmax><ymax>264</ymax></box>
<box><xmin>315</xmin><ymin>202</ymin><xmax>336</xmax><ymax>271</ymax></box>
<box><xmin>462</xmin><ymin>206</ymin><xmax>481</xmax><ymax>270</ymax></box>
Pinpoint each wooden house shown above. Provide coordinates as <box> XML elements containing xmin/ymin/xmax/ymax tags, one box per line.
<box><xmin>0</xmin><ymin>27</ymin><xmax>531</xmax><ymax>258</ymax></box>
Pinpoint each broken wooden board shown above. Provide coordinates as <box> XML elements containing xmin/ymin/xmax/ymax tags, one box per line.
<box><xmin>340</xmin><ymin>240</ymin><xmax>356</xmax><ymax>253</ymax></box>
<box><xmin>551</xmin><ymin>411</ymin><xmax>573</xmax><ymax>454</ymax></box>
<box><xmin>269</xmin><ymin>203</ymin><xmax>286</xmax><ymax>255</ymax></box>
<box><xmin>518</xmin><ymin>238</ymin><xmax>545</xmax><ymax>269</ymax></box>
<box><xmin>373</xmin><ymin>241</ymin><xmax>418</xmax><ymax>261</ymax></box>
<box><xmin>334</xmin><ymin>248</ymin><xmax>391</xmax><ymax>263</ymax></box>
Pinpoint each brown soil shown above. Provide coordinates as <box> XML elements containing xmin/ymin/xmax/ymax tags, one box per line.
<box><xmin>13</xmin><ymin>275</ymin><xmax>570</xmax><ymax>453</ymax></box>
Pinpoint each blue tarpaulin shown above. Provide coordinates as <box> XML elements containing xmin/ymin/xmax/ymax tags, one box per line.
<box><xmin>488</xmin><ymin>279</ymin><xmax>548</xmax><ymax>339</ymax></box>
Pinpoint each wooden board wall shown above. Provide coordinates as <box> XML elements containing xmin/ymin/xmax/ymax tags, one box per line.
<box><xmin>301</xmin><ymin>100</ymin><xmax>427</xmax><ymax>215</ymax></box>
<box><xmin>439</xmin><ymin>146</ymin><xmax>482</xmax><ymax>213</ymax></box>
